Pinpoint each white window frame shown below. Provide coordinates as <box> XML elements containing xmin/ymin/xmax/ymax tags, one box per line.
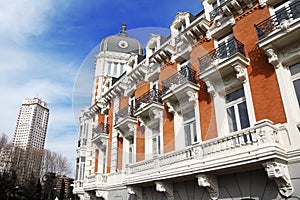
<box><xmin>113</xmin><ymin>62</ymin><xmax>118</xmax><ymax>77</ymax></box>
<box><xmin>107</xmin><ymin>62</ymin><xmax>112</xmax><ymax>76</ymax></box>
<box><xmin>225</xmin><ymin>87</ymin><xmax>250</xmax><ymax>133</ymax></box>
<box><xmin>290</xmin><ymin>63</ymin><xmax>300</xmax><ymax>109</ymax></box>
<box><xmin>152</xmin><ymin>125</ymin><xmax>161</xmax><ymax>157</ymax></box>
<box><xmin>183</xmin><ymin>110</ymin><xmax>198</xmax><ymax>146</ymax></box>
<box><xmin>128</xmin><ymin>137</ymin><xmax>134</xmax><ymax>164</ymax></box>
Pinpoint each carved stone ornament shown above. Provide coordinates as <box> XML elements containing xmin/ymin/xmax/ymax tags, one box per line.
<box><xmin>137</xmin><ymin>117</ymin><xmax>146</xmax><ymax>127</ymax></box>
<box><xmin>196</xmin><ymin>174</ymin><xmax>219</xmax><ymax>200</ymax></box>
<box><xmin>258</xmin><ymin>0</ymin><xmax>267</xmax><ymax>7</ymax></box>
<box><xmin>165</xmin><ymin>100</ymin><xmax>175</xmax><ymax>113</ymax></box>
<box><xmin>266</xmin><ymin>48</ymin><xmax>281</xmax><ymax>68</ymax></box>
<box><xmin>186</xmin><ymin>89</ymin><xmax>198</xmax><ymax>102</ymax></box>
<box><xmin>280</xmin><ymin>19</ymin><xmax>292</xmax><ymax>32</ymax></box>
<box><xmin>155</xmin><ymin>181</ymin><xmax>174</xmax><ymax>200</ymax></box>
<box><xmin>150</xmin><ymin>108</ymin><xmax>162</xmax><ymax>120</ymax></box>
<box><xmin>205</xmin><ymin>80</ymin><xmax>217</xmax><ymax>96</ymax></box>
<box><xmin>263</xmin><ymin>161</ymin><xmax>294</xmax><ymax>197</ymax></box>
<box><xmin>95</xmin><ymin>190</ymin><xmax>108</xmax><ymax>199</ymax></box>
<box><xmin>128</xmin><ymin>186</ymin><xmax>142</xmax><ymax>200</ymax></box>
<box><xmin>234</xmin><ymin>65</ymin><xmax>246</xmax><ymax>82</ymax></box>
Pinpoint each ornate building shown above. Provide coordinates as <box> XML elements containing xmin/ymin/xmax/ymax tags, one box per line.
<box><xmin>74</xmin><ymin>0</ymin><xmax>300</xmax><ymax>199</ymax></box>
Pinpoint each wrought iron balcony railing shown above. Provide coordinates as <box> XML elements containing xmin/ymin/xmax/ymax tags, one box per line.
<box><xmin>198</xmin><ymin>37</ymin><xmax>246</xmax><ymax>73</ymax></box>
<box><xmin>162</xmin><ymin>65</ymin><xmax>197</xmax><ymax>94</ymax></box>
<box><xmin>210</xmin><ymin>7</ymin><xmax>223</xmax><ymax>20</ymax></box>
<box><xmin>254</xmin><ymin>0</ymin><xmax>300</xmax><ymax>40</ymax></box>
<box><xmin>135</xmin><ymin>88</ymin><xmax>163</xmax><ymax>111</ymax></box>
<box><xmin>115</xmin><ymin>105</ymin><xmax>135</xmax><ymax>123</ymax></box>
<box><xmin>92</xmin><ymin>123</ymin><xmax>110</xmax><ymax>137</ymax></box>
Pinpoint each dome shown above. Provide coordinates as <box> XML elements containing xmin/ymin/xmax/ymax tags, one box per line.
<box><xmin>100</xmin><ymin>24</ymin><xmax>144</xmax><ymax>55</ymax></box>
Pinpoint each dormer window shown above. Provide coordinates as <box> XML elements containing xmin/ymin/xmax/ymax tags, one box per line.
<box><xmin>178</xmin><ymin>23</ymin><xmax>186</xmax><ymax>33</ymax></box>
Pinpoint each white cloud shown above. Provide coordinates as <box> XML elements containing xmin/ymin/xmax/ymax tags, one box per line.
<box><xmin>0</xmin><ymin>0</ymin><xmax>77</xmax><ymax>170</ymax></box>
<box><xmin>0</xmin><ymin>0</ymin><xmax>69</xmax><ymax>43</ymax></box>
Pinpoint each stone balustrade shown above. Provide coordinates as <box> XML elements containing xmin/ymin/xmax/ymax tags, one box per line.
<box><xmin>127</xmin><ymin>120</ymin><xmax>288</xmax><ymax>175</ymax></box>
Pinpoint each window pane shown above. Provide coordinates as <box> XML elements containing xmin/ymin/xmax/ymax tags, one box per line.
<box><xmin>238</xmin><ymin>102</ymin><xmax>250</xmax><ymax>129</ymax></box>
<box><xmin>184</xmin><ymin>125</ymin><xmax>192</xmax><ymax>146</ymax></box>
<box><xmin>152</xmin><ymin>138</ymin><xmax>157</xmax><ymax>155</ymax></box>
<box><xmin>227</xmin><ymin>106</ymin><xmax>237</xmax><ymax>132</ymax></box>
<box><xmin>107</xmin><ymin>63</ymin><xmax>111</xmax><ymax>75</ymax></box>
<box><xmin>113</xmin><ymin>63</ymin><xmax>118</xmax><ymax>76</ymax></box>
<box><xmin>226</xmin><ymin>88</ymin><xmax>244</xmax><ymax>103</ymax></box>
<box><xmin>192</xmin><ymin>122</ymin><xmax>198</xmax><ymax>142</ymax></box>
<box><xmin>129</xmin><ymin>147</ymin><xmax>133</xmax><ymax>163</ymax></box>
<box><xmin>293</xmin><ymin>79</ymin><xmax>300</xmax><ymax>108</ymax></box>
<box><xmin>158</xmin><ymin>136</ymin><xmax>161</xmax><ymax>154</ymax></box>
<box><xmin>290</xmin><ymin>63</ymin><xmax>300</xmax><ymax>76</ymax></box>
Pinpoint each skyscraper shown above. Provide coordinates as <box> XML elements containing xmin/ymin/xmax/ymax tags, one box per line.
<box><xmin>12</xmin><ymin>98</ymin><xmax>49</xmax><ymax>183</ymax></box>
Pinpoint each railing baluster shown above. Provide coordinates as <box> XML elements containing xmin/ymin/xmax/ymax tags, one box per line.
<box><xmin>162</xmin><ymin>65</ymin><xmax>197</xmax><ymax>94</ymax></box>
<box><xmin>198</xmin><ymin>37</ymin><xmax>246</xmax><ymax>73</ymax></box>
<box><xmin>255</xmin><ymin>0</ymin><xmax>300</xmax><ymax>39</ymax></box>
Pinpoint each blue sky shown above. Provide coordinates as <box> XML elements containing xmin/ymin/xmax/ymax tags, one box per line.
<box><xmin>0</xmin><ymin>0</ymin><xmax>203</xmax><ymax>176</ymax></box>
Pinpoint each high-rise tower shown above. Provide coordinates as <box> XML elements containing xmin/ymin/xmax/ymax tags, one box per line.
<box><xmin>12</xmin><ymin>97</ymin><xmax>49</xmax><ymax>183</ymax></box>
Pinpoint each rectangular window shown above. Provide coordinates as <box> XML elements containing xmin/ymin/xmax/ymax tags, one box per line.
<box><xmin>120</xmin><ymin>64</ymin><xmax>124</xmax><ymax>75</ymax></box>
<box><xmin>225</xmin><ymin>88</ymin><xmax>250</xmax><ymax>132</ymax></box>
<box><xmin>152</xmin><ymin>126</ymin><xmax>160</xmax><ymax>156</ymax></box>
<box><xmin>129</xmin><ymin>137</ymin><xmax>134</xmax><ymax>163</ymax></box>
<box><xmin>290</xmin><ymin>63</ymin><xmax>300</xmax><ymax>108</ymax></box>
<box><xmin>183</xmin><ymin>110</ymin><xmax>197</xmax><ymax>146</ymax></box>
<box><xmin>107</xmin><ymin>62</ymin><xmax>111</xmax><ymax>76</ymax></box>
<box><xmin>113</xmin><ymin>63</ymin><xmax>118</xmax><ymax>77</ymax></box>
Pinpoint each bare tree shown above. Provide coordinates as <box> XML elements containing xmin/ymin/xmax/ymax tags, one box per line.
<box><xmin>0</xmin><ymin>133</ymin><xmax>9</xmax><ymax>150</ymax></box>
<box><xmin>40</xmin><ymin>149</ymin><xmax>72</xmax><ymax>176</ymax></box>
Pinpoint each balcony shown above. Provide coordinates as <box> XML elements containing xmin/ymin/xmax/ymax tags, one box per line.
<box><xmin>255</xmin><ymin>0</ymin><xmax>300</xmax><ymax>61</ymax></box>
<box><xmin>83</xmin><ymin>173</ymin><xmax>108</xmax><ymax>191</ymax></box>
<box><xmin>114</xmin><ymin>105</ymin><xmax>137</xmax><ymax>139</ymax></box>
<box><xmin>91</xmin><ymin>123</ymin><xmax>110</xmax><ymax>150</ymax></box>
<box><xmin>162</xmin><ymin>65</ymin><xmax>200</xmax><ymax>113</ymax></box>
<box><xmin>73</xmin><ymin>180</ymin><xmax>84</xmax><ymax>194</ymax></box>
<box><xmin>135</xmin><ymin>88</ymin><xmax>164</xmax><ymax>127</ymax></box>
<box><xmin>83</xmin><ymin>172</ymin><xmax>125</xmax><ymax>194</ymax></box>
<box><xmin>198</xmin><ymin>37</ymin><xmax>249</xmax><ymax>92</ymax></box>
<box><xmin>125</xmin><ymin>120</ymin><xmax>290</xmax><ymax>185</ymax></box>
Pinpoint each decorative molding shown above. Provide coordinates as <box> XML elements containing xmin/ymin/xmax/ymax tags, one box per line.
<box><xmin>258</xmin><ymin>0</ymin><xmax>267</xmax><ymax>7</ymax></box>
<box><xmin>150</xmin><ymin>108</ymin><xmax>162</xmax><ymax>119</ymax></box>
<box><xmin>186</xmin><ymin>89</ymin><xmax>198</xmax><ymax>102</ymax></box>
<box><xmin>95</xmin><ymin>190</ymin><xmax>108</xmax><ymax>199</ymax></box>
<box><xmin>137</xmin><ymin>117</ymin><xmax>146</xmax><ymax>127</ymax></box>
<box><xmin>234</xmin><ymin>65</ymin><xmax>246</xmax><ymax>82</ymax></box>
<box><xmin>171</xmin><ymin>12</ymin><xmax>189</xmax><ymax>29</ymax></box>
<box><xmin>280</xmin><ymin>19</ymin><xmax>292</xmax><ymax>32</ymax></box>
<box><xmin>155</xmin><ymin>181</ymin><xmax>174</xmax><ymax>200</ymax></box>
<box><xmin>128</xmin><ymin>186</ymin><xmax>142</xmax><ymax>200</ymax></box>
<box><xmin>165</xmin><ymin>100</ymin><xmax>176</xmax><ymax>113</ymax></box>
<box><xmin>263</xmin><ymin>161</ymin><xmax>294</xmax><ymax>197</ymax></box>
<box><xmin>197</xmin><ymin>174</ymin><xmax>219</xmax><ymax>200</ymax></box>
<box><xmin>266</xmin><ymin>48</ymin><xmax>281</xmax><ymax>68</ymax></box>
<box><xmin>205</xmin><ymin>80</ymin><xmax>217</xmax><ymax>96</ymax></box>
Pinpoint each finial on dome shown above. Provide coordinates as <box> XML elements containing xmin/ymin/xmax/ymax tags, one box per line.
<box><xmin>120</xmin><ymin>23</ymin><xmax>127</xmax><ymax>36</ymax></box>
